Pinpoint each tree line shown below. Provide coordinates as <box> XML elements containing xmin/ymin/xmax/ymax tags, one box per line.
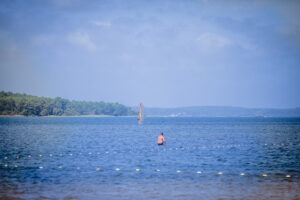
<box><xmin>0</xmin><ymin>91</ymin><xmax>136</xmax><ymax>116</ymax></box>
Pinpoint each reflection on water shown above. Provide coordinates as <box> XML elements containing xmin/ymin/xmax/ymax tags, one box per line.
<box><xmin>0</xmin><ymin>117</ymin><xmax>300</xmax><ymax>199</ymax></box>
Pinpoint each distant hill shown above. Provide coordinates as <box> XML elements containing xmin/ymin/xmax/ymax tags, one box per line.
<box><xmin>132</xmin><ymin>106</ymin><xmax>300</xmax><ymax>117</ymax></box>
<box><xmin>0</xmin><ymin>91</ymin><xmax>136</xmax><ymax>116</ymax></box>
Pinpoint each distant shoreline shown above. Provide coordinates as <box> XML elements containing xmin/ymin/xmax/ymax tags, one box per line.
<box><xmin>1</xmin><ymin>115</ymin><xmax>300</xmax><ymax>118</ymax></box>
<box><xmin>0</xmin><ymin>115</ymin><xmax>136</xmax><ymax>118</ymax></box>
<box><xmin>0</xmin><ymin>91</ymin><xmax>136</xmax><ymax>117</ymax></box>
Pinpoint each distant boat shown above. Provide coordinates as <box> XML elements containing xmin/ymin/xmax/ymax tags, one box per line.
<box><xmin>138</xmin><ymin>103</ymin><xmax>144</xmax><ymax>124</ymax></box>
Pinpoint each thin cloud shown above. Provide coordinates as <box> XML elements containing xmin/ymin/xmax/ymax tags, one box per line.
<box><xmin>50</xmin><ymin>0</ymin><xmax>82</xmax><ymax>6</ymax></box>
<box><xmin>91</xmin><ymin>21</ymin><xmax>111</xmax><ymax>27</ymax></box>
<box><xmin>68</xmin><ymin>32</ymin><xmax>96</xmax><ymax>51</ymax></box>
<box><xmin>196</xmin><ymin>32</ymin><xmax>258</xmax><ymax>52</ymax></box>
<box><xmin>32</xmin><ymin>35</ymin><xmax>57</xmax><ymax>46</ymax></box>
<box><xmin>196</xmin><ymin>32</ymin><xmax>232</xmax><ymax>49</ymax></box>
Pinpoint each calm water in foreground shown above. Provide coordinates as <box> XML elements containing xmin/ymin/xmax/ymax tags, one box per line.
<box><xmin>0</xmin><ymin>117</ymin><xmax>300</xmax><ymax>200</ymax></box>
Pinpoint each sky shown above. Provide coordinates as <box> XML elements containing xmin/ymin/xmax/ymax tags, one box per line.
<box><xmin>0</xmin><ymin>0</ymin><xmax>300</xmax><ymax>108</ymax></box>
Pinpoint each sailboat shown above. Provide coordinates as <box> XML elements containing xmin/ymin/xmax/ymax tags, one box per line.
<box><xmin>138</xmin><ymin>103</ymin><xmax>144</xmax><ymax>124</ymax></box>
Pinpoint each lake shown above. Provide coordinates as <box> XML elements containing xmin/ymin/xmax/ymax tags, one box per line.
<box><xmin>0</xmin><ymin>117</ymin><xmax>300</xmax><ymax>199</ymax></box>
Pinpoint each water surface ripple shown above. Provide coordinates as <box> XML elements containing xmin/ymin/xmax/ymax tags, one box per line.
<box><xmin>0</xmin><ymin>117</ymin><xmax>300</xmax><ymax>199</ymax></box>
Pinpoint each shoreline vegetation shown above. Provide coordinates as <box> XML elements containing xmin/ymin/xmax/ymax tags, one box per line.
<box><xmin>0</xmin><ymin>91</ymin><xmax>136</xmax><ymax>117</ymax></box>
<box><xmin>1</xmin><ymin>91</ymin><xmax>300</xmax><ymax>118</ymax></box>
<box><xmin>0</xmin><ymin>114</ymin><xmax>138</xmax><ymax>117</ymax></box>
<box><xmin>1</xmin><ymin>114</ymin><xmax>300</xmax><ymax>118</ymax></box>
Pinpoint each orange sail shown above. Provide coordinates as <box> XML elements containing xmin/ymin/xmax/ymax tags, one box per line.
<box><xmin>138</xmin><ymin>103</ymin><xmax>144</xmax><ymax>124</ymax></box>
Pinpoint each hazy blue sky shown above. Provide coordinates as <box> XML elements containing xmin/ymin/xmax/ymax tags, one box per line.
<box><xmin>0</xmin><ymin>0</ymin><xmax>299</xmax><ymax>108</ymax></box>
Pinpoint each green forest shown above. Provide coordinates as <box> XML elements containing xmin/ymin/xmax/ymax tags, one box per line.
<box><xmin>0</xmin><ymin>91</ymin><xmax>136</xmax><ymax>116</ymax></box>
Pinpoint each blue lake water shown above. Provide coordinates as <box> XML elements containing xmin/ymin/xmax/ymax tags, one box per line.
<box><xmin>0</xmin><ymin>117</ymin><xmax>300</xmax><ymax>199</ymax></box>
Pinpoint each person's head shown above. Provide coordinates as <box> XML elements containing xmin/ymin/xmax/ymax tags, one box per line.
<box><xmin>160</xmin><ymin>132</ymin><xmax>163</xmax><ymax>136</ymax></box>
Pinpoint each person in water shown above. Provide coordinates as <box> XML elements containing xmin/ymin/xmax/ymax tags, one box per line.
<box><xmin>157</xmin><ymin>132</ymin><xmax>166</xmax><ymax>145</ymax></box>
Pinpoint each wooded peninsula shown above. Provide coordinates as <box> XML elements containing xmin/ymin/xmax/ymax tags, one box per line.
<box><xmin>0</xmin><ymin>91</ymin><xmax>136</xmax><ymax>116</ymax></box>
